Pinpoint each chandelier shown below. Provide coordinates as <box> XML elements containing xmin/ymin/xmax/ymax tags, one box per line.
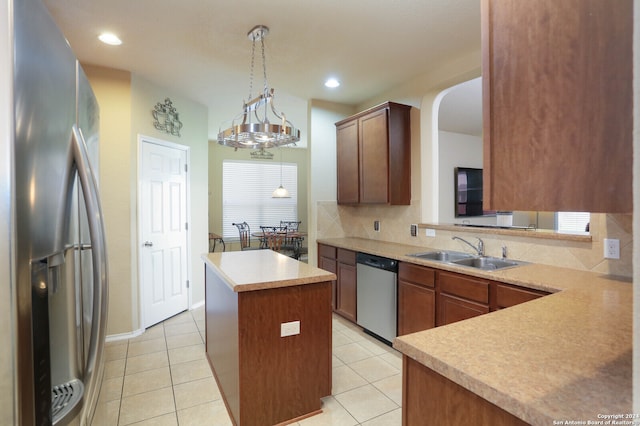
<box><xmin>218</xmin><ymin>25</ymin><xmax>300</xmax><ymax>150</ymax></box>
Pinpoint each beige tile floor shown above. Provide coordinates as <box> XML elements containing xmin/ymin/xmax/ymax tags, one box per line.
<box><xmin>96</xmin><ymin>306</ymin><xmax>402</xmax><ymax>425</ymax></box>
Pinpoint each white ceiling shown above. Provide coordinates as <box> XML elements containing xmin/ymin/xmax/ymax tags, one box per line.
<box><xmin>43</xmin><ymin>0</ymin><xmax>482</xmax><ymax>139</ymax></box>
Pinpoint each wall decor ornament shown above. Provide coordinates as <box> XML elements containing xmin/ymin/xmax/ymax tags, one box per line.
<box><xmin>250</xmin><ymin>148</ymin><xmax>274</xmax><ymax>160</ymax></box>
<box><xmin>152</xmin><ymin>98</ymin><xmax>183</xmax><ymax>136</ymax></box>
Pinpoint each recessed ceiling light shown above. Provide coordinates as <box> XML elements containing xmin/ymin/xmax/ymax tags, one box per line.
<box><xmin>98</xmin><ymin>32</ymin><xmax>122</xmax><ymax>46</ymax></box>
<box><xmin>324</xmin><ymin>78</ymin><xmax>340</xmax><ymax>88</ymax></box>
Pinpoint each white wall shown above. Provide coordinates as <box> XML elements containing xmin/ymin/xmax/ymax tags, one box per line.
<box><xmin>131</xmin><ymin>76</ymin><xmax>209</xmax><ymax>315</ymax></box>
<box><xmin>307</xmin><ymin>100</ymin><xmax>355</xmax><ymax>264</ymax></box>
<box><xmin>438</xmin><ymin>130</ymin><xmax>492</xmax><ymax>224</ymax></box>
<box><xmin>84</xmin><ymin>65</ymin><xmax>209</xmax><ymax>336</ymax></box>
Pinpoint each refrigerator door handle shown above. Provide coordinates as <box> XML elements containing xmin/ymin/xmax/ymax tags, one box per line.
<box><xmin>71</xmin><ymin>124</ymin><xmax>108</xmax><ymax>424</ymax></box>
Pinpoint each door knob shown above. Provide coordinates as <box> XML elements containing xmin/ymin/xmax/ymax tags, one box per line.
<box><xmin>143</xmin><ymin>241</ymin><xmax>153</xmax><ymax>247</ymax></box>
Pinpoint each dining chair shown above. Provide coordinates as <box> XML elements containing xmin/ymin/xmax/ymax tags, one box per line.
<box><xmin>259</xmin><ymin>225</ymin><xmax>292</xmax><ymax>255</ymax></box>
<box><xmin>232</xmin><ymin>222</ymin><xmax>261</xmax><ymax>251</ymax></box>
<box><xmin>279</xmin><ymin>221</ymin><xmax>302</xmax><ymax>258</ymax></box>
<box><xmin>280</xmin><ymin>220</ymin><xmax>301</xmax><ymax>231</ymax></box>
<box><xmin>209</xmin><ymin>232</ymin><xmax>225</xmax><ymax>252</ymax></box>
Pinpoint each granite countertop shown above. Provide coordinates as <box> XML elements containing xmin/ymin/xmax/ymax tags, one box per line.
<box><xmin>317</xmin><ymin>237</ymin><xmax>633</xmax><ymax>425</ymax></box>
<box><xmin>202</xmin><ymin>249</ymin><xmax>336</xmax><ymax>292</ymax></box>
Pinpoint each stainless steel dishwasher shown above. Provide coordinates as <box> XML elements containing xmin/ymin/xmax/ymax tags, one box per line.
<box><xmin>356</xmin><ymin>253</ymin><xmax>398</xmax><ymax>345</ymax></box>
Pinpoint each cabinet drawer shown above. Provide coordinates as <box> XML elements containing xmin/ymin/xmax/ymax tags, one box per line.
<box><xmin>399</xmin><ymin>262</ymin><xmax>435</xmax><ymax>288</ymax></box>
<box><xmin>495</xmin><ymin>283</ymin><xmax>547</xmax><ymax>309</ymax></box>
<box><xmin>318</xmin><ymin>244</ymin><xmax>336</xmax><ymax>259</ymax></box>
<box><xmin>438</xmin><ymin>271</ymin><xmax>489</xmax><ymax>304</ymax></box>
<box><xmin>337</xmin><ymin>248</ymin><xmax>356</xmax><ymax>265</ymax></box>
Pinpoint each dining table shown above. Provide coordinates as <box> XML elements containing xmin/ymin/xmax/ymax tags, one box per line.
<box><xmin>251</xmin><ymin>229</ymin><xmax>307</xmax><ymax>258</ymax></box>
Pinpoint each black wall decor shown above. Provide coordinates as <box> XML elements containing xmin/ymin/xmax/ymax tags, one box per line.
<box><xmin>152</xmin><ymin>98</ymin><xmax>183</xmax><ymax>137</ymax></box>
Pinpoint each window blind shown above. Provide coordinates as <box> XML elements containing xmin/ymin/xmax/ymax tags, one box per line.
<box><xmin>222</xmin><ymin>160</ymin><xmax>298</xmax><ymax>239</ymax></box>
<box><xmin>556</xmin><ymin>212</ymin><xmax>591</xmax><ymax>233</ymax></box>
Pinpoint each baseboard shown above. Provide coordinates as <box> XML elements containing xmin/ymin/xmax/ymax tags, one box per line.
<box><xmin>105</xmin><ymin>302</ymin><xmax>203</xmax><ymax>343</ymax></box>
<box><xmin>105</xmin><ymin>328</ymin><xmax>145</xmax><ymax>343</ymax></box>
<box><xmin>190</xmin><ymin>300</ymin><xmax>205</xmax><ymax>310</ymax></box>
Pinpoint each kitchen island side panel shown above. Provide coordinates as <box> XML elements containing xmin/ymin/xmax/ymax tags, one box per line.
<box><xmin>238</xmin><ymin>282</ymin><xmax>332</xmax><ymax>425</ymax></box>
<box><xmin>204</xmin><ymin>266</ymin><xmax>240</xmax><ymax>423</ymax></box>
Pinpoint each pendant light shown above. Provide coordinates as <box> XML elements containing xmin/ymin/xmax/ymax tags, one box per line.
<box><xmin>272</xmin><ymin>147</ymin><xmax>290</xmax><ymax>198</ymax></box>
<box><xmin>218</xmin><ymin>25</ymin><xmax>300</xmax><ymax>150</ymax></box>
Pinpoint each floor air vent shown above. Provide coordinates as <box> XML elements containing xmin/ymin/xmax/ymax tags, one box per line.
<box><xmin>52</xmin><ymin>378</ymin><xmax>84</xmax><ymax>423</ymax></box>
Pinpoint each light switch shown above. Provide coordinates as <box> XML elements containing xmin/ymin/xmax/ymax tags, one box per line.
<box><xmin>280</xmin><ymin>320</ymin><xmax>300</xmax><ymax>337</ymax></box>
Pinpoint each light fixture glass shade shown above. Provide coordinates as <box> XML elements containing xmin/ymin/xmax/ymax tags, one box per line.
<box><xmin>272</xmin><ymin>185</ymin><xmax>290</xmax><ymax>198</ymax></box>
<box><xmin>218</xmin><ymin>25</ymin><xmax>300</xmax><ymax>150</ymax></box>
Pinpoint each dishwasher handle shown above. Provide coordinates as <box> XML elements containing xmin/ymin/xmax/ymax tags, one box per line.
<box><xmin>356</xmin><ymin>253</ymin><xmax>398</xmax><ymax>272</ymax></box>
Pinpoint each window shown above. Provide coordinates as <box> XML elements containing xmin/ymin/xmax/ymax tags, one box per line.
<box><xmin>556</xmin><ymin>212</ymin><xmax>590</xmax><ymax>233</ymax></box>
<box><xmin>222</xmin><ymin>160</ymin><xmax>298</xmax><ymax>239</ymax></box>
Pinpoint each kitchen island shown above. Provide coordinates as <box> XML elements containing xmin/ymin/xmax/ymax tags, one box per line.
<box><xmin>318</xmin><ymin>237</ymin><xmax>633</xmax><ymax>425</ymax></box>
<box><xmin>202</xmin><ymin>250</ymin><xmax>336</xmax><ymax>426</ymax></box>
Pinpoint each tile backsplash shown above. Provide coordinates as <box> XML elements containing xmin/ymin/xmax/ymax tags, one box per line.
<box><xmin>316</xmin><ymin>201</ymin><xmax>632</xmax><ymax>278</ymax></box>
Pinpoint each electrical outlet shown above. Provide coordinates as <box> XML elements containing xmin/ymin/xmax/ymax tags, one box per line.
<box><xmin>280</xmin><ymin>320</ymin><xmax>300</xmax><ymax>337</ymax></box>
<box><xmin>603</xmin><ymin>238</ymin><xmax>620</xmax><ymax>259</ymax></box>
<box><xmin>410</xmin><ymin>224</ymin><xmax>417</xmax><ymax>237</ymax></box>
<box><xmin>374</xmin><ymin>220</ymin><xmax>380</xmax><ymax>232</ymax></box>
<box><xmin>425</xmin><ymin>228</ymin><xmax>436</xmax><ymax>237</ymax></box>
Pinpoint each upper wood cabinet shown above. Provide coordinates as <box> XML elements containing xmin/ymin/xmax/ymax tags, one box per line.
<box><xmin>335</xmin><ymin>102</ymin><xmax>411</xmax><ymax>205</ymax></box>
<box><xmin>482</xmin><ymin>0</ymin><xmax>632</xmax><ymax>213</ymax></box>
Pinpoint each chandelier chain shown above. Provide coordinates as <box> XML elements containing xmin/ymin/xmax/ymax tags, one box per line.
<box><xmin>261</xmin><ymin>36</ymin><xmax>268</xmax><ymax>95</ymax></box>
<box><xmin>248</xmin><ymin>38</ymin><xmax>256</xmax><ymax>101</ymax></box>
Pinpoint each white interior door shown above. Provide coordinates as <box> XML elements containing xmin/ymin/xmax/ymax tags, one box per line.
<box><xmin>140</xmin><ymin>138</ymin><xmax>189</xmax><ymax>328</ymax></box>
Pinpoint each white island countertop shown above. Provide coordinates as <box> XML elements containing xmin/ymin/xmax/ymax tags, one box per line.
<box><xmin>202</xmin><ymin>249</ymin><xmax>336</xmax><ymax>292</ymax></box>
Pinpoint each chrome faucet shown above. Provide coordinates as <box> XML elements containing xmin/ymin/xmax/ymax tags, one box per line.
<box><xmin>452</xmin><ymin>236</ymin><xmax>485</xmax><ymax>256</ymax></box>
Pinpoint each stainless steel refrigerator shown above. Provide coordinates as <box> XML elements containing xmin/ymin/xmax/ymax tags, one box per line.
<box><xmin>0</xmin><ymin>0</ymin><xmax>109</xmax><ymax>424</ymax></box>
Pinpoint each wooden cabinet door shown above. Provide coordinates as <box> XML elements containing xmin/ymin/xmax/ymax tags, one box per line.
<box><xmin>359</xmin><ymin>108</ymin><xmax>389</xmax><ymax>204</ymax></box>
<box><xmin>438</xmin><ymin>294</ymin><xmax>489</xmax><ymax>326</ymax></box>
<box><xmin>437</xmin><ymin>271</ymin><xmax>489</xmax><ymax>326</ymax></box>
<box><xmin>398</xmin><ymin>281</ymin><xmax>435</xmax><ymax>336</ymax></box>
<box><xmin>482</xmin><ymin>0</ymin><xmax>632</xmax><ymax>213</ymax></box>
<box><xmin>336</xmin><ymin>120</ymin><xmax>359</xmax><ymax>204</ymax></box>
<box><xmin>335</xmin><ymin>102</ymin><xmax>411</xmax><ymax>206</ymax></box>
<box><xmin>319</xmin><ymin>257</ymin><xmax>337</xmax><ymax>310</ymax></box>
<box><xmin>318</xmin><ymin>244</ymin><xmax>338</xmax><ymax>310</ymax></box>
<box><xmin>492</xmin><ymin>282</ymin><xmax>548</xmax><ymax>311</ymax></box>
<box><xmin>336</xmin><ymin>262</ymin><xmax>357</xmax><ymax>322</ymax></box>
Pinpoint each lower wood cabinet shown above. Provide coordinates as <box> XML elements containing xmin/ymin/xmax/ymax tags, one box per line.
<box><xmin>403</xmin><ymin>356</ymin><xmax>528</xmax><ymax>425</ymax></box>
<box><xmin>318</xmin><ymin>244</ymin><xmax>338</xmax><ymax>310</ymax></box>
<box><xmin>437</xmin><ymin>271</ymin><xmax>490</xmax><ymax>327</ymax></box>
<box><xmin>491</xmin><ymin>281</ymin><xmax>548</xmax><ymax>310</ymax></box>
<box><xmin>320</xmin><ymin>246</ymin><xmax>551</xmax><ymax>331</ymax></box>
<box><xmin>318</xmin><ymin>244</ymin><xmax>357</xmax><ymax>322</ymax></box>
<box><xmin>336</xmin><ymin>248</ymin><xmax>357</xmax><ymax>322</ymax></box>
<box><xmin>438</xmin><ymin>294</ymin><xmax>490</xmax><ymax>326</ymax></box>
<box><xmin>398</xmin><ymin>262</ymin><xmax>436</xmax><ymax>336</ymax></box>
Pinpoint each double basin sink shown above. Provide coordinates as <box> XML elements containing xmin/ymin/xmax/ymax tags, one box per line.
<box><xmin>407</xmin><ymin>250</ymin><xmax>527</xmax><ymax>271</ymax></box>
